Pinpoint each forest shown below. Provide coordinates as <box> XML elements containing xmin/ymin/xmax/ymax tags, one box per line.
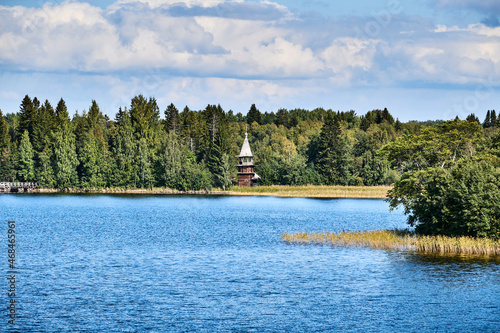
<box><xmin>0</xmin><ymin>95</ymin><xmax>498</xmax><ymax>194</ymax></box>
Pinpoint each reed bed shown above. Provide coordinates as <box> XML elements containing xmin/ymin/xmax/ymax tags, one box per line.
<box><xmin>282</xmin><ymin>230</ymin><xmax>500</xmax><ymax>256</ymax></box>
<box><xmin>229</xmin><ymin>185</ymin><xmax>391</xmax><ymax>198</ymax></box>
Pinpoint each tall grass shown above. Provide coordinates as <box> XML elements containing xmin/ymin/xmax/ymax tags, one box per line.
<box><xmin>282</xmin><ymin>230</ymin><xmax>500</xmax><ymax>256</ymax></box>
<box><xmin>229</xmin><ymin>185</ymin><xmax>391</xmax><ymax>198</ymax></box>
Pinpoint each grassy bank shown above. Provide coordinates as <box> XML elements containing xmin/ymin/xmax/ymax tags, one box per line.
<box><xmin>281</xmin><ymin>230</ymin><xmax>500</xmax><ymax>256</ymax></box>
<box><xmin>228</xmin><ymin>185</ymin><xmax>391</xmax><ymax>198</ymax></box>
<box><xmin>31</xmin><ymin>185</ymin><xmax>391</xmax><ymax>198</ymax></box>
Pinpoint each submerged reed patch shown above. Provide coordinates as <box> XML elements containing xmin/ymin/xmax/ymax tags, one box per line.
<box><xmin>281</xmin><ymin>230</ymin><xmax>500</xmax><ymax>256</ymax></box>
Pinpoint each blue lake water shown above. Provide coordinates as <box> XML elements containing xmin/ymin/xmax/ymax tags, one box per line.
<box><xmin>1</xmin><ymin>194</ymin><xmax>499</xmax><ymax>332</ymax></box>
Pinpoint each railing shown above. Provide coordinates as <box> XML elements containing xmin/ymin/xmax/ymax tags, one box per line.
<box><xmin>0</xmin><ymin>182</ymin><xmax>38</xmax><ymax>191</ymax></box>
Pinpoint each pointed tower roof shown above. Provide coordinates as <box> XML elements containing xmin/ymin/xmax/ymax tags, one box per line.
<box><xmin>239</xmin><ymin>131</ymin><xmax>253</xmax><ymax>157</ymax></box>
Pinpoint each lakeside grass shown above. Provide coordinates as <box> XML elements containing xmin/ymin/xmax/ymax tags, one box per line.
<box><xmin>228</xmin><ymin>185</ymin><xmax>391</xmax><ymax>198</ymax></box>
<box><xmin>281</xmin><ymin>230</ymin><xmax>500</xmax><ymax>256</ymax></box>
<box><xmin>33</xmin><ymin>185</ymin><xmax>391</xmax><ymax>198</ymax></box>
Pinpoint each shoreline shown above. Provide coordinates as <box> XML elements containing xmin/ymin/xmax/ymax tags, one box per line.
<box><xmin>26</xmin><ymin>185</ymin><xmax>391</xmax><ymax>199</ymax></box>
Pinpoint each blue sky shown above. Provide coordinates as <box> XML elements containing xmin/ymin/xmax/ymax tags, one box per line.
<box><xmin>0</xmin><ymin>0</ymin><xmax>499</xmax><ymax>121</ymax></box>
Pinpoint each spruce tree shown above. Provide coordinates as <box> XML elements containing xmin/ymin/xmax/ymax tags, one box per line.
<box><xmin>165</xmin><ymin>103</ymin><xmax>180</xmax><ymax>134</ymax></box>
<box><xmin>0</xmin><ymin>142</ymin><xmax>17</xmax><ymax>182</ymax></box>
<box><xmin>180</xmin><ymin>106</ymin><xmax>197</xmax><ymax>152</ymax></box>
<box><xmin>112</xmin><ymin>107</ymin><xmax>137</xmax><ymax>187</ymax></box>
<box><xmin>19</xmin><ymin>95</ymin><xmax>36</xmax><ymax>139</ymax></box>
<box><xmin>18</xmin><ymin>130</ymin><xmax>35</xmax><ymax>181</ymax></box>
<box><xmin>491</xmin><ymin>110</ymin><xmax>497</xmax><ymax>128</ymax></box>
<box><xmin>158</xmin><ymin>132</ymin><xmax>183</xmax><ymax>189</ymax></box>
<box><xmin>56</xmin><ymin>98</ymin><xmax>70</xmax><ymax>126</ymax></box>
<box><xmin>276</xmin><ymin>108</ymin><xmax>289</xmax><ymax>128</ymax></box>
<box><xmin>37</xmin><ymin>145</ymin><xmax>55</xmax><ymax>188</ymax></box>
<box><xmin>0</xmin><ymin>110</ymin><xmax>8</xmax><ymax>150</ymax></box>
<box><xmin>53</xmin><ymin>112</ymin><xmax>79</xmax><ymax>189</ymax></box>
<box><xmin>483</xmin><ymin>110</ymin><xmax>491</xmax><ymax>128</ymax></box>
<box><xmin>79</xmin><ymin>100</ymin><xmax>110</xmax><ymax>189</ymax></box>
<box><xmin>246</xmin><ymin>104</ymin><xmax>261</xmax><ymax>125</ymax></box>
<box><xmin>316</xmin><ymin>113</ymin><xmax>346</xmax><ymax>185</ymax></box>
<box><xmin>32</xmin><ymin>99</ymin><xmax>56</xmax><ymax>153</ymax></box>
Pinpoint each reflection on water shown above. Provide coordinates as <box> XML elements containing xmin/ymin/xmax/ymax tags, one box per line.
<box><xmin>1</xmin><ymin>195</ymin><xmax>499</xmax><ymax>332</ymax></box>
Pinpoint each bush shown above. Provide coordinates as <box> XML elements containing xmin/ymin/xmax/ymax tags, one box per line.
<box><xmin>407</xmin><ymin>159</ymin><xmax>500</xmax><ymax>239</ymax></box>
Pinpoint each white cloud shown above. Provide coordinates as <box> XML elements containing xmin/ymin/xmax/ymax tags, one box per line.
<box><xmin>1</xmin><ymin>0</ymin><xmax>500</xmax><ymax>120</ymax></box>
<box><xmin>320</xmin><ymin>37</ymin><xmax>378</xmax><ymax>85</ymax></box>
<box><xmin>110</xmin><ymin>0</ymin><xmax>229</xmax><ymax>10</ymax></box>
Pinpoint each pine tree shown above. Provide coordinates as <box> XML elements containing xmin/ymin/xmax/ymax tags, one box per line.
<box><xmin>483</xmin><ymin>110</ymin><xmax>491</xmax><ymax>128</ymax></box>
<box><xmin>112</xmin><ymin>107</ymin><xmax>137</xmax><ymax>187</ymax></box>
<box><xmin>466</xmin><ymin>113</ymin><xmax>480</xmax><ymax>124</ymax></box>
<box><xmin>56</xmin><ymin>98</ymin><xmax>70</xmax><ymax>127</ymax></box>
<box><xmin>37</xmin><ymin>145</ymin><xmax>55</xmax><ymax>188</ymax></box>
<box><xmin>0</xmin><ymin>142</ymin><xmax>17</xmax><ymax>182</ymax></box>
<box><xmin>18</xmin><ymin>130</ymin><xmax>35</xmax><ymax>181</ymax></box>
<box><xmin>246</xmin><ymin>104</ymin><xmax>261</xmax><ymax>125</ymax></box>
<box><xmin>79</xmin><ymin>100</ymin><xmax>110</xmax><ymax>189</ymax></box>
<box><xmin>216</xmin><ymin>153</ymin><xmax>233</xmax><ymax>190</ymax></box>
<box><xmin>276</xmin><ymin>108</ymin><xmax>289</xmax><ymax>128</ymax></box>
<box><xmin>19</xmin><ymin>95</ymin><xmax>36</xmax><ymax>140</ymax></box>
<box><xmin>204</xmin><ymin>105</ymin><xmax>230</xmax><ymax>185</ymax></box>
<box><xmin>395</xmin><ymin>118</ymin><xmax>402</xmax><ymax>132</ymax></box>
<box><xmin>491</xmin><ymin>110</ymin><xmax>497</xmax><ymax>128</ymax></box>
<box><xmin>130</xmin><ymin>95</ymin><xmax>161</xmax><ymax>141</ymax></box>
<box><xmin>32</xmin><ymin>99</ymin><xmax>56</xmax><ymax>153</ymax></box>
<box><xmin>165</xmin><ymin>103</ymin><xmax>180</xmax><ymax>134</ymax></box>
<box><xmin>53</xmin><ymin>121</ymin><xmax>79</xmax><ymax>189</ymax></box>
<box><xmin>0</xmin><ymin>110</ymin><xmax>9</xmax><ymax>150</ymax></box>
<box><xmin>158</xmin><ymin>132</ymin><xmax>183</xmax><ymax>188</ymax></box>
<box><xmin>316</xmin><ymin>113</ymin><xmax>347</xmax><ymax>185</ymax></box>
<box><xmin>137</xmin><ymin>137</ymin><xmax>153</xmax><ymax>188</ymax></box>
<box><xmin>180</xmin><ymin>106</ymin><xmax>197</xmax><ymax>152</ymax></box>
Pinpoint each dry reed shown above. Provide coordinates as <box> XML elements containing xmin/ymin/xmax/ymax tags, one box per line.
<box><xmin>229</xmin><ymin>185</ymin><xmax>391</xmax><ymax>199</ymax></box>
<box><xmin>282</xmin><ymin>230</ymin><xmax>500</xmax><ymax>256</ymax></box>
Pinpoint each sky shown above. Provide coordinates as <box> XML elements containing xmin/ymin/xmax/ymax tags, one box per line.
<box><xmin>0</xmin><ymin>0</ymin><xmax>499</xmax><ymax>121</ymax></box>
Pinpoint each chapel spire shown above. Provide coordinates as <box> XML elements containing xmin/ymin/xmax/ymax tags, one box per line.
<box><xmin>237</xmin><ymin>129</ymin><xmax>260</xmax><ymax>186</ymax></box>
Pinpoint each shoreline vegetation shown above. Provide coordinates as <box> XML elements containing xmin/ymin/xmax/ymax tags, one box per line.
<box><xmin>29</xmin><ymin>185</ymin><xmax>391</xmax><ymax>199</ymax></box>
<box><xmin>281</xmin><ymin>230</ymin><xmax>500</xmax><ymax>256</ymax></box>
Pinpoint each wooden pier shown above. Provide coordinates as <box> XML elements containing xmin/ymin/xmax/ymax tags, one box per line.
<box><xmin>0</xmin><ymin>182</ymin><xmax>38</xmax><ymax>193</ymax></box>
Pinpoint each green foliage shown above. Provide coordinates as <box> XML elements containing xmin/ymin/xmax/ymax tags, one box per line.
<box><xmin>0</xmin><ymin>110</ymin><xmax>9</xmax><ymax>150</ymax></box>
<box><xmin>137</xmin><ymin>137</ymin><xmax>154</xmax><ymax>188</ymax></box>
<box><xmin>32</xmin><ymin>100</ymin><xmax>56</xmax><ymax>153</ymax></box>
<box><xmin>315</xmin><ymin>113</ymin><xmax>348</xmax><ymax>185</ymax></box>
<box><xmin>37</xmin><ymin>145</ymin><xmax>55</xmax><ymax>188</ymax></box>
<box><xmin>398</xmin><ymin>160</ymin><xmax>500</xmax><ymax>239</ymax></box>
<box><xmin>111</xmin><ymin>107</ymin><xmax>137</xmax><ymax>187</ymax></box>
<box><xmin>246</xmin><ymin>104</ymin><xmax>261</xmax><ymax>125</ymax></box>
<box><xmin>18</xmin><ymin>130</ymin><xmax>35</xmax><ymax>181</ymax></box>
<box><xmin>379</xmin><ymin>119</ymin><xmax>483</xmax><ymax>172</ymax></box>
<box><xmin>360</xmin><ymin>108</ymin><xmax>394</xmax><ymax>131</ymax></box>
<box><xmin>18</xmin><ymin>95</ymin><xmax>36</xmax><ymax>140</ymax></box>
<box><xmin>275</xmin><ymin>108</ymin><xmax>289</xmax><ymax>128</ymax></box>
<box><xmin>165</xmin><ymin>103</ymin><xmax>180</xmax><ymax>134</ymax></box>
<box><xmin>53</xmin><ymin>127</ymin><xmax>79</xmax><ymax>189</ymax></box>
<box><xmin>382</xmin><ymin>119</ymin><xmax>498</xmax><ymax>239</ymax></box>
<box><xmin>78</xmin><ymin>101</ymin><xmax>111</xmax><ymax>189</ymax></box>
<box><xmin>7</xmin><ymin>93</ymin><xmax>487</xmax><ymax>194</ymax></box>
<box><xmin>280</xmin><ymin>154</ymin><xmax>310</xmax><ymax>185</ymax></box>
<box><xmin>158</xmin><ymin>132</ymin><xmax>184</xmax><ymax>189</ymax></box>
<box><xmin>0</xmin><ymin>142</ymin><xmax>17</xmax><ymax>182</ymax></box>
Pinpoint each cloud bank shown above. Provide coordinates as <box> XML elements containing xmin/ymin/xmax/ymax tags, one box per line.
<box><xmin>0</xmin><ymin>0</ymin><xmax>499</xmax><ymax>120</ymax></box>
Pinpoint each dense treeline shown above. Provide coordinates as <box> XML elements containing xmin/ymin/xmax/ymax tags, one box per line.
<box><xmin>0</xmin><ymin>95</ymin><xmax>496</xmax><ymax>193</ymax></box>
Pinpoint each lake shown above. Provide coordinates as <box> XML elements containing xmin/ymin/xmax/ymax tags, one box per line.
<box><xmin>1</xmin><ymin>194</ymin><xmax>499</xmax><ymax>332</ymax></box>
